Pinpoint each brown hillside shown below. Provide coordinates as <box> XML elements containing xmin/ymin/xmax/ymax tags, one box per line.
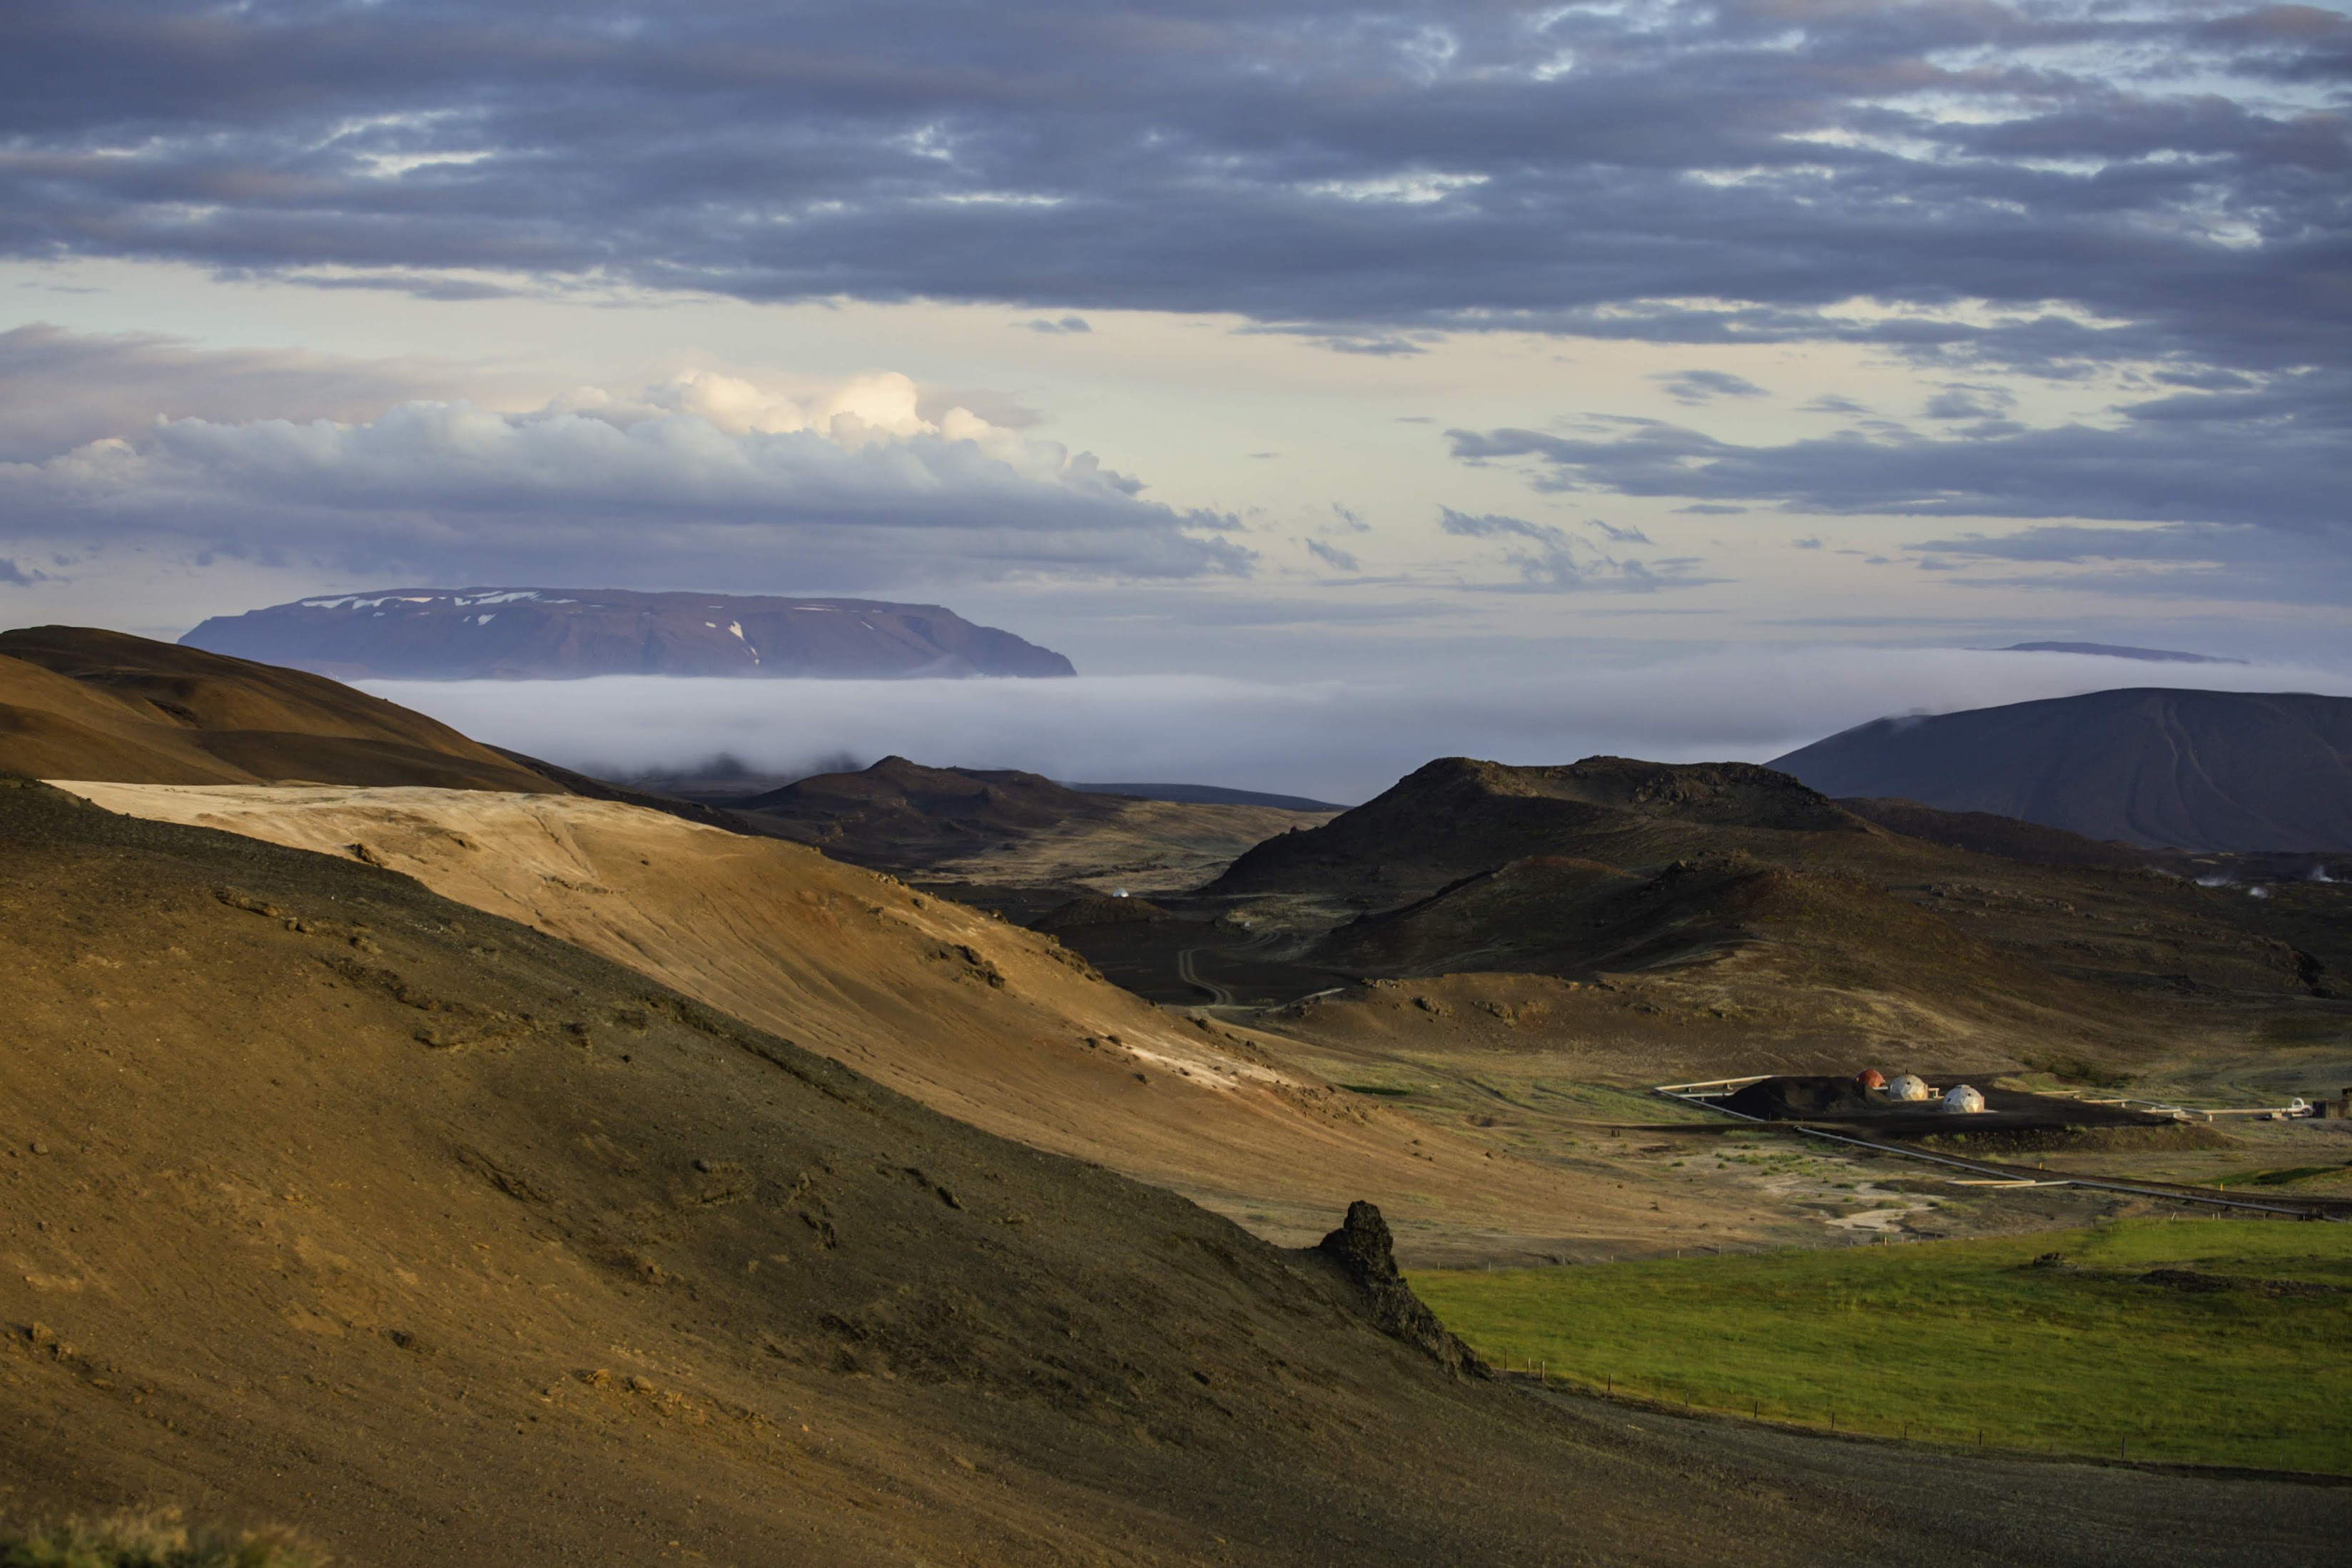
<box><xmin>51</xmin><ymin>780</ymin><xmax>1710</xmax><ymax>1263</ymax></box>
<box><xmin>1840</xmin><ymin>796</ymin><xmax>2164</xmax><ymax>870</ymax></box>
<box><xmin>0</xmin><ymin>626</ymin><xmax>555</xmax><ymax>791</ymax></box>
<box><xmin>1</xmin><ymin>780</ymin><xmax>2331</xmax><ymax>1567</ymax></box>
<box><xmin>1165</xmin><ymin>755</ymin><xmax>2352</xmax><ymax>1076</ymax></box>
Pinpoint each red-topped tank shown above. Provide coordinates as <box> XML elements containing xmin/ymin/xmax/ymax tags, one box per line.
<box><xmin>1856</xmin><ymin>1068</ymin><xmax>1886</xmax><ymax>1091</ymax></box>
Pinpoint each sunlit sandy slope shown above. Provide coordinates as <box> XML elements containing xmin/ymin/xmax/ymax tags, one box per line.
<box><xmin>52</xmin><ymin>780</ymin><xmax>1727</xmax><ymax>1262</ymax></box>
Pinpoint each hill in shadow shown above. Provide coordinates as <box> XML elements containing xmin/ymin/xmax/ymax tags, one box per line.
<box><xmin>1771</xmin><ymin>688</ymin><xmax>2352</xmax><ymax>852</ymax></box>
<box><xmin>1212</xmin><ymin>755</ymin><xmax>1866</xmax><ymax>909</ymax></box>
<box><xmin>1174</xmin><ymin>753</ymin><xmax>2352</xmax><ymax>1071</ymax></box>
<box><xmin>728</xmin><ymin>754</ymin><xmax>1123</xmax><ymax>866</ymax></box>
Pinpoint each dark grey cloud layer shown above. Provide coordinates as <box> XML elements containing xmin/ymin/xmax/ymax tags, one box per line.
<box><xmin>1437</xmin><ymin>506</ymin><xmax>1702</xmax><ymax>592</ymax></box>
<box><xmin>3</xmin><ymin>1</ymin><xmax>2345</xmax><ymax>381</ymax></box>
<box><xmin>1451</xmin><ymin>363</ymin><xmax>2352</xmax><ymax>600</ymax></box>
<box><xmin>1452</xmin><ymin>375</ymin><xmax>2351</xmax><ymax>531</ymax></box>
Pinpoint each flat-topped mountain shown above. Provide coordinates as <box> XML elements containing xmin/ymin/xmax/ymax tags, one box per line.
<box><xmin>0</xmin><ymin>625</ymin><xmax>558</xmax><ymax>791</ymax></box>
<box><xmin>181</xmin><ymin>588</ymin><xmax>1078</xmax><ymax>679</ymax></box>
<box><xmin>1772</xmin><ymin>688</ymin><xmax>2352</xmax><ymax>852</ymax></box>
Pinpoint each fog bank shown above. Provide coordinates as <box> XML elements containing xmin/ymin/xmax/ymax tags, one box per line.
<box><xmin>365</xmin><ymin>648</ymin><xmax>2352</xmax><ymax>805</ymax></box>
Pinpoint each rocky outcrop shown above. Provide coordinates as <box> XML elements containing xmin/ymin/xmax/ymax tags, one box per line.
<box><xmin>1314</xmin><ymin>1201</ymin><xmax>1489</xmax><ymax>1378</ymax></box>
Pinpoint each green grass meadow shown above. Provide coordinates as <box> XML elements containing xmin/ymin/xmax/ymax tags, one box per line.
<box><xmin>1414</xmin><ymin>1218</ymin><xmax>2352</xmax><ymax>1474</ymax></box>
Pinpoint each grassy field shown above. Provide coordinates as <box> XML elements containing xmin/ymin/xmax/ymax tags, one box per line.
<box><xmin>1414</xmin><ymin>1218</ymin><xmax>2352</xmax><ymax>1474</ymax></box>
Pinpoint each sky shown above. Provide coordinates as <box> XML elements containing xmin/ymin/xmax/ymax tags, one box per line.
<box><xmin>2</xmin><ymin>1</ymin><xmax>2348</xmax><ymax>787</ymax></box>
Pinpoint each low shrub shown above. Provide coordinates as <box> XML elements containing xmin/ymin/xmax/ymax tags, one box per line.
<box><xmin>0</xmin><ymin>1511</ymin><xmax>324</xmax><ymax>1567</ymax></box>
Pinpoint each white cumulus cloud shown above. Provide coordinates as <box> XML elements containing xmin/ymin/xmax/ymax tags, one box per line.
<box><xmin>3</xmin><ymin>359</ymin><xmax>1248</xmax><ymax>589</ymax></box>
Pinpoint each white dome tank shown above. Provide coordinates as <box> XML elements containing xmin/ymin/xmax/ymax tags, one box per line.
<box><xmin>1942</xmin><ymin>1084</ymin><xmax>1987</xmax><ymax>1114</ymax></box>
<box><xmin>1885</xmin><ymin>1074</ymin><xmax>1930</xmax><ymax>1102</ymax></box>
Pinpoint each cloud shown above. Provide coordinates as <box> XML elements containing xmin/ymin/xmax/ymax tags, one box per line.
<box><xmin>0</xmin><ymin>323</ymin><xmax>435</xmax><ymax>462</ymax></box>
<box><xmin>1906</xmin><ymin>521</ymin><xmax>2352</xmax><ymax>606</ymax></box>
<box><xmin>1923</xmin><ymin>385</ymin><xmax>2017</xmax><ymax>422</ymax></box>
<box><xmin>0</xmin><ymin>354</ymin><xmax>1250</xmax><ymax>589</ymax></box>
<box><xmin>1656</xmin><ymin>370</ymin><xmax>1767</xmax><ymax>405</ymax></box>
<box><xmin>1449</xmin><ymin>370</ymin><xmax>2352</xmax><ymax>539</ymax></box>
<box><xmin>1022</xmin><ymin>315</ymin><xmax>1092</xmax><ymax>335</ymax></box>
<box><xmin>3</xmin><ymin>2</ymin><xmax>2343</xmax><ymax>385</ymax></box>
<box><xmin>363</xmin><ymin>648</ymin><xmax>2352</xmax><ymax>805</ymax></box>
<box><xmin>1303</xmin><ymin>538</ymin><xmax>1361</xmax><ymax>573</ymax></box>
<box><xmin>1436</xmin><ymin>506</ymin><xmax>1699</xmax><ymax>594</ymax></box>
<box><xmin>1450</xmin><ymin>361</ymin><xmax>2352</xmax><ymax>601</ymax></box>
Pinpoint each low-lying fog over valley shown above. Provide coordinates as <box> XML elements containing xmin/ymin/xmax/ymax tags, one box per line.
<box><xmin>366</xmin><ymin>646</ymin><xmax>2352</xmax><ymax>808</ymax></box>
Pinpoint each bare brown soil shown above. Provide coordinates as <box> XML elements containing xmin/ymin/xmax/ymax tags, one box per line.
<box><xmin>51</xmin><ymin>781</ymin><xmax>1720</xmax><ymax>1263</ymax></box>
<box><xmin>0</xmin><ymin>628</ymin><xmax>554</xmax><ymax>792</ymax></box>
<box><xmin>4</xmin><ymin>780</ymin><xmax>2338</xmax><ymax>1567</ymax></box>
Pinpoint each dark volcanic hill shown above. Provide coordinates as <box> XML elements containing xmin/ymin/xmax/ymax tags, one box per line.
<box><xmin>1212</xmin><ymin>755</ymin><xmax>1863</xmax><ymax>908</ymax></box>
<box><xmin>182</xmin><ymin>588</ymin><xmax>1078</xmax><ymax>680</ymax></box>
<box><xmin>0</xmin><ymin>625</ymin><xmax>558</xmax><ymax>791</ymax></box>
<box><xmin>16</xmin><ymin>779</ymin><xmax>2322</xmax><ymax>1565</ymax></box>
<box><xmin>727</xmin><ymin>754</ymin><xmax>1124</xmax><ymax>868</ymax></box>
<box><xmin>1170</xmin><ymin>752</ymin><xmax>2352</xmax><ymax>1070</ymax></box>
<box><xmin>1771</xmin><ymin>688</ymin><xmax>2352</xmax><ymax>852</ymax></box>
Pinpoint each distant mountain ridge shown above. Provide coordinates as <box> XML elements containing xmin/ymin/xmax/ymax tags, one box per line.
<box><xmin>1069</xmin><ymin>780</ymin><xmax>1345</xmax><ymax>812</ymax></box>
<box><xmin>1771</xmin><ymin>688</ymin><xmax>2352</xmax><ymax>852</ymax></box>
<box><xmin>181</xmin><ymin>588</ymin><xmax>1078</xmax><ymax>680</ymax></box>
